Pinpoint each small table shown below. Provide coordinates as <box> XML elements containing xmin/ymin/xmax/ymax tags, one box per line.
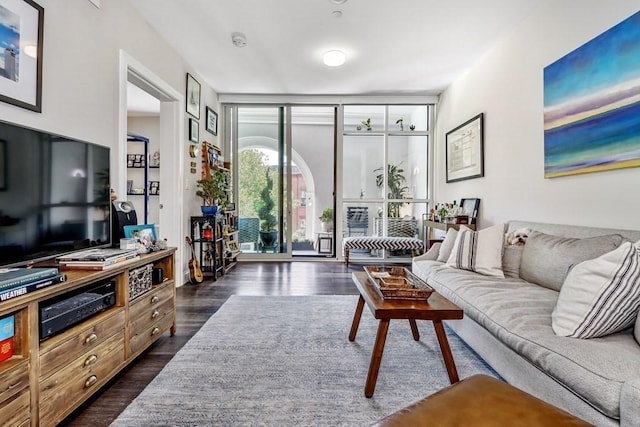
<box><xmin>349</xmin><ymin>271</ymin><xmax>463</xmax><ymax>397</ymax></box>
<box><xmin>316</xmin><ymin>232</ymin><xmax>333</xmax><ymax>254</ymax></box>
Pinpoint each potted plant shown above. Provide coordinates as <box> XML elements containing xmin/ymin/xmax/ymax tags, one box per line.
<box><xmin>196</xmin><ymin>169</ymin><xmax>228</xmax><ymax>216</ymax></box>
<box><xmin>361</xmin><ymin>118</ymin><xmax>372</xmax><ymax>131</ymax></box>
<box><xmin>374</xmin><ymin>162</ymin><xmax>408</xmax><ymax>217</ymax></box>
<box><xmin>319</xmin><ymin>207</ymin><xmax>334</xmax><ymax>232</ymax></box>
<box><xmin>256</xmin><ymin>168</ymin><xmax>278</xmax><ymax>250</ymax></box>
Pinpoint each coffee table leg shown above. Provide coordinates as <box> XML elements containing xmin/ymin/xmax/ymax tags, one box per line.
<box><xmin>433</xmin><ymin>320</ymin><xmax>459</xmax><ymax>384</ymax></box>
<box><xmin>409</xmin><ymin>319</ymin><xmax>420</xmax><ymax>341</ymax></box>
<box><xmin>365</xmin><ymin>319</ymin><xmax>390</xmax><ymax>398</ymax></box>
<box><xmin>349</xmin><ymin>295</ymin><xmax>365</xmax><ymax>341</ymax></box>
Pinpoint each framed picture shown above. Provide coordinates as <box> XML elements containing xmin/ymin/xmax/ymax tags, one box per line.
<box><xmin>123</xmin><ymin>224</ymin><xmax>157</xmax><ymax>241</ymax></box>
<box><xmin>149</xmin><ymin>181</ymin><xmax>159</xmax><ymax>195</ymax></box>
<box><xmin>0</xmin><ymin>0</ymin><xmax>44</xmax><ymax>112</ymax></box>
<box><xmin>189</xmin><ymin>118</ymin><xmax>199</xmax><ymax>143</ymax></box>
<box><xmin>186</xmin><ymin>73</ymin><xmax>201</xmax><ymax>119</ymax></box>
<box><xmin>459</xmin><ymin>198</ymin><xmax>481</xmax><ymax>224</ymax></box>
<box><xmin>446</xmin><ymin>113</ymin><xmax>484</xmax><ymax>183</ymax></box>
<box><xmin>205</xmin><ymin>106</ymin><xmax>218</xmax><ymax>135</ymax></box>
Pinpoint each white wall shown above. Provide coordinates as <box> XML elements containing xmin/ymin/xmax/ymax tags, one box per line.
<box><xmin>0</xmin><ymin>0</ymin><xmax>219</xmax><ymax>284</ymax></box>
<box><xmin>435</xmin><ymin>0</ymin><xmax>640</xmax><ymax>229</ymax></box>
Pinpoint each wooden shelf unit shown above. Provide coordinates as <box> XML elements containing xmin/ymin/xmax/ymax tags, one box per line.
<box><xmin>0</xmin><ymin>248</ymin><xmax>176</xmax><ymax>427</ymax></box>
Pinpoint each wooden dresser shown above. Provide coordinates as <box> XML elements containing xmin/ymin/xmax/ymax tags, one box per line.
<box><xmin>0</xmin><ymin>248</ymin><xmax>176</xmax><ymax>427</ymax></box>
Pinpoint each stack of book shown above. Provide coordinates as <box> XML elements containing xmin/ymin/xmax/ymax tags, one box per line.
<box><xmin>57</xmin><ymin>248</ymin><xmax>140</xmax><ymax>270</ymax></box>
<box><xmin>0</xmin><ymin>267</ymin><xmax>67</xmax><ymax>303</ymax></box>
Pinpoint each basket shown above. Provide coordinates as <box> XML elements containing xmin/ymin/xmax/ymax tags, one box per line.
<box><xmin>364</xmin><ymin>266</ymin><xmax>433</xmax><ymax>301</ymax></box>
<box><xmin>129</xmin><ymin>263</ymin><xmax>153</xmax><ymax>301</ymax></box>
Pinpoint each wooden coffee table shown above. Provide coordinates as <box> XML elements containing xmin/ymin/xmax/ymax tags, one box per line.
<box><xmin>349</xmin><ymin>271</ymin><xmax>464</xmax><ymax>397</ymax></box>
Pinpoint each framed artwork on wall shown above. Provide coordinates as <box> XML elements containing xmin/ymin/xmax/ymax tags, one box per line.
<box><xmin>186</xmin><ymin>73</ymin><xmax>201</xmax><ymax>119</ymax></box>
<box><xmin>205</xmin><ymin>106</ymin><xmax>218</xmax><ymax>135</ymax></box>
<box><xmin>446</xmin><ymin>113</ymin><xmax>484</xmax><ymax>183</ymax></box>
<box><xmin>0</xmin><ymin>0</ymin><xmax>44</xmax><ymax>112</ymax></box>
<box><xmin>189</xmin><ymin>118</ymin><xmax>199</xmax><ymax>143</ymax></box>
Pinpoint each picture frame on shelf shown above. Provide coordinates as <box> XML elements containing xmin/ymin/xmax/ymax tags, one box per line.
<box><xmin>123</xmin><ymin>224</ymin><xmax>157</xmax><ymax>240</ymax></box>
<box><xmin>446</xmin><ymin>113</ymin><xmax>484</xmax><ymax>183</ymax></box>
<box><xmin>459</xmin><ymin>198</ymin><xmax>481</xmax><ymax>224</ymax></box>
<box><xmin>205</xmin><ymin>106</ymin><xmax>218</xmax><ymax>135</ymax></box>
<box><xmin>189</xmin><ymin>118</ymin><xmax>199</xmax><ymax>143</ymax></box>
<box><xmin>149</xmin><ymin>181</ymin><xmax>159</xmax><ymax>195</ymax></box>
<box><xmin>0</xmin><ymin>0</ymin><xmax>44</xmax><ymax>112</ymax></box>
<box><xmin>186</xmin><ymin>73</ymin><xmax>201</xmax><ymax>118</ymax></box>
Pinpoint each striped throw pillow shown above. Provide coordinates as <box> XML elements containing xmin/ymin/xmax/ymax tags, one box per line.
<box><xmin>552</xmin><ymin>241</ymin><xmax>640</xmax><ymax>338</ymax></box>
<box><xmin>446</xmin><ymin>223</ymin><xmax>505</xmax><ymax>278</ymax></box>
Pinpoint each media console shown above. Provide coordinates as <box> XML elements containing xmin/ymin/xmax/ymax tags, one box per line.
<box><xmin>0</xmin><ymin>248</ymin><xmax>176</xmax><ymax>427</ymax></box>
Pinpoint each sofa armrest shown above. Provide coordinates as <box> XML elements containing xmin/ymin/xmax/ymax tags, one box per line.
<box><xmin>413</xmin><ymin>242</ymin><xmax>441</xmax><ymax>261</ymax></box>
<box><xmin>621</xmin><ymin>379</ymin><xmax>640</xmax><ymax>427</ymax></box>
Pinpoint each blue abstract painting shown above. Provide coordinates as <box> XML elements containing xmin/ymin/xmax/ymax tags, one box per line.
<box><xmin>543</xmin><ymin>10</ymin><xmax>640</xmax><ymax>178</ymax></box>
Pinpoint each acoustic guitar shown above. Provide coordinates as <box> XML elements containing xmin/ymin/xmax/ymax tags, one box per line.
<box><xmin>185</xmin><ymin>236</ymin><xmax>204</xmax><ymax>284</ymax></box>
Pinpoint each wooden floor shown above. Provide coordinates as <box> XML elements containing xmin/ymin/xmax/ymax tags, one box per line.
<box><xmin>63</xmin><ymin>261</ymin><xmax>360</xmax><ymax>427</ymax></box>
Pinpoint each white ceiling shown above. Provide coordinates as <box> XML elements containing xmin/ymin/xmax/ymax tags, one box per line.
<box><xmin>126</xmin><ymin>0</ymin><xmax>538</xmax><ymax>112</ymax></box>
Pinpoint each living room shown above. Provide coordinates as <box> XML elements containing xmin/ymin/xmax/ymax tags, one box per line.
<box><xmin>1</xmin><ymin>0</ymin><xmax>639</xmax><ymax>426</ymax></box>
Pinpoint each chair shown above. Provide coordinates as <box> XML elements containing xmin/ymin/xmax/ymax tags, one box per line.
<box><xmin>238</xmin><ymin>217</ymin><xmax>260</xmax><ymax>252</ymax></box>
<box><xmin>346</xmin><ymin>207</ymin><xmax>369</xmax><ymax>236</ymax></box>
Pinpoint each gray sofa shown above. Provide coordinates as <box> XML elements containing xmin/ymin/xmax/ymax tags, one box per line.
<box><xmin>412</xmin><ymin>220</ymin><xmax>640</xmax><ymax>427</ymax></box>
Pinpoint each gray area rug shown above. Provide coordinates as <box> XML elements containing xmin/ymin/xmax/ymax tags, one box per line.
<box><xmin>112</xmin><ymin>295</ymin><xmax>498</xmax><ymax>426</ymax></box>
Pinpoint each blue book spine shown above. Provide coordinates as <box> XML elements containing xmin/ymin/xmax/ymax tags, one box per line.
<box><xmin>0</xmin><ymin>274</ymin><xmax>67</xmax><ymax>303</ymax></box>
<box><xmin>0</xmin><ymin>268</ymin><xmax>59</xmax><ymax>291</ymax></box>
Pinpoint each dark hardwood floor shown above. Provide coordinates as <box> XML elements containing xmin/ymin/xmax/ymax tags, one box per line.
<box><xmin>63</xmin><ymin>261</ymin><xmax>360</xmax><ymax>427</ymax></box>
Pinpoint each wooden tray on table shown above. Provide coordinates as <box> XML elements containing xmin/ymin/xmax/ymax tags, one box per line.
<box><xmin>364</xmin><ymin>266</ymin><xmax>434</xmax><ymax>301</ymax></box>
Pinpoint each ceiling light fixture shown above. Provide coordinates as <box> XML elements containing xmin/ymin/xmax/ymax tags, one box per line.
<box><xmin>329</xmin><ymin>0</ymin><xmax>347</xmax><ymax>4</ymax></box>
<box><xmin>231</xmin><ymin>32</ymin><xmax>247</xmax><ymax>47</ymax></box>
<box><xmin>323</xmin><ymin>50</ymin><xmax>346</xmax><ymax>67</ymax></box>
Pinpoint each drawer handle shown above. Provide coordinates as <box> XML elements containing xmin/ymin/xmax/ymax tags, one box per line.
<box><xmin>151</xmin><ymin>310</ymin><xmax>160</xmax><ymax>319</ymax></box>
<box><xmin>85</xmin><ymin>333</ymin><xmax>98</xmax><ymax>344</ymax></box>
<box><xmin>84</xmin><ymin>354</ymin><xmax>98</xmax><ymax>366</ymax></box>
<box><xmin>150</xmin><ymin>295</ymin><xmax>159</xmax><ymax>304</ymax></box>
<box><xmin>84</xmin><ymin>375</ymin><xmax>98</xmax><ymax>388</ymax></box>
<box><xmin>7</xmin><ymin>380</ymin><xmax>23</xmax><ymax>390</ymax></box>
<box><xmin>151</xmin><ymin>327</ymin><xmax>160</xmax><ymax>336</ymax></box>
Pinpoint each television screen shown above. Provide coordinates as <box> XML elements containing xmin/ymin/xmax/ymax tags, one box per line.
<box><xmin>0</xmin><ymin>120</ymin><xmax>111</xmax><ymax>267</ymax></box>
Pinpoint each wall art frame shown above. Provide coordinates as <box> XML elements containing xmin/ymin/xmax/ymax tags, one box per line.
<box><xmin>0</xmin><ymin>0</ymin><xmax>44</xmax><ymax>112</ymax></box>
<box><xmin>186</xmin><ymin>73</ymin><xmax>201</xmax><ymax>119</ymax></box>
<box><xmin>446</xmin><ymin>113</ymin><xmax>484</xmax><ymax>183</ymax></box>
<box><xmin>205</xmin><ymin>106</ymin><xmax>218</xmax><ymax>135</ymax></box>
<box><xmin>189</xmin><ymin>118</ymin><xmax>199</xmax><ymax>143</ymax></box>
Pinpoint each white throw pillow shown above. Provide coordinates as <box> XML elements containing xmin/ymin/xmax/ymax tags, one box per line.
<box><xmin>635</xmin><ymin>309</ymin><xmax>640</xmax><ymax>345</ymax></box>
<box><xmin>552</xmin><ymin>242</ymin><xmax>640</xmax><ymax>339</ymax></box>
<box><xmin>436</xmin><ymin>228</ymin><xmax>458</xmax><ymax>262</ymax></box>
<box><xmin>446</xmin><ymin>223</ymin><xmax>506</xmax><ymax>278</ymax></box>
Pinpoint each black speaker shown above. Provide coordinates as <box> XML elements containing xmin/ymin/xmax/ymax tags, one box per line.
<box><xmin>111</xmin><ymin>200</ymin><xmax>137</xmax><ymax>247</ymax></box>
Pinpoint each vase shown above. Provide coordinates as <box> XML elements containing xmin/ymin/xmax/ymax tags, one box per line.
<box><xmin>201</xmin><ymin>205</ymin><xmax>218</xmax><ymax>216</ymax></box>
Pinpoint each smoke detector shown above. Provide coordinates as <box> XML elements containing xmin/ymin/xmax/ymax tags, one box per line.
<box><xmin>231</xmin><ymin>32</ymin><xmax>247</xmax><ymax>47</ymax></box>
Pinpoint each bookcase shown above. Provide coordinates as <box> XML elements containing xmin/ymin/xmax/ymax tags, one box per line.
<box><xmin>190</xmin><ymin>212</ymin><xmax>238</xmax><ymax>281</ymax></box>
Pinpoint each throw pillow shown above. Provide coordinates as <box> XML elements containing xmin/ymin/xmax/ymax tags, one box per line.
<box><xmin>552</xmin><ymin>242</ymin><xmax>640</xmax><ymax>338</ymax></box>
<box><xmin>502</xmin><ymin>245</ymin><xmax>524</xmax><ymax>278</ymax></box>
<box><xmin>635</xmin><ymin>309</ymin><xmax>640</xmax><ymax>345</ymax></box>
<box><xmin>520</xmin><ymin>231</ymin><xmax>624</xmax><ymax>291</ymax></box>
<box><xmin>446</xmin><ymin>223</ymin><xmax>505</xmax><ymax>278</ymax></box>
<box><xmin>436</xmin><ymin>228</ymin><xmax>458</xmax><ymax>262</ymax></box>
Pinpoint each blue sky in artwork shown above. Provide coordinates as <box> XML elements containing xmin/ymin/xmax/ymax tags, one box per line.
<box><xmin>544</xmin><ymin>10</ymin><xmax>640</xmax><ymax>107</ymax></box>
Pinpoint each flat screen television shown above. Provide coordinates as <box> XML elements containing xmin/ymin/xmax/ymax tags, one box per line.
<box><xmin>0</xmin><ymin>120</ymin><xmax>111</xmax><ymax>267</ymax></box>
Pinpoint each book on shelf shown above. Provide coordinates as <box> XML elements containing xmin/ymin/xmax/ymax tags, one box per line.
<box><xmin>57</xmin><ymin>248</ymin><xmax>139</xmax><ymax>264</ymax></box>
<box><xmin>59</xmin><ymin>255</ymin><xmax>141</xmax><ymax>271</ymax></box>
<box><xmin>0</xmin><ymin>273</ymin><xmax>67</xmax><ymax>303</ymax></box>
<box><xmin>0</xmin><ymin>267</ymin><xmax>59</xmax><ymax>291</ymax></box>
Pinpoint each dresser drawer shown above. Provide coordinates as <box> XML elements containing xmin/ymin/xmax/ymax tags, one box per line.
<box><xmin>39</xmin><ymin>331</ymin><xmax>124</xmax><ymax>426</ymax></box>
<box><xmin>40</xmin><ymin>309</ymin><xmax>125</xmax><ymax>379</ymax></box>
<box><xmin>129</xmin><ymin>296</ymin><xmax>174</xmax><ymax>338</ymax></box>
<box><xmin>0</xmin><ymin>388</ymin><xmax>29</xmax><ymax>427</ymax></box>
<box><xmin>129</xmin><ymin>311</ymin><xmax>174</xmax><ymax>356</ymax></box>
<box><xmin>129</xmin><ymin>283</ymin><xmax>173</xmax><ymax>322</ymax></box>
<box><xmin>0</xmin><ymin>359</ymin><xmax>29</xmax><ymax>406</ymax></box>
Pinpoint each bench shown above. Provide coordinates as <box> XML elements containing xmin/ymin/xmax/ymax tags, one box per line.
<box><xmin>343</xmin><ymin>236</ymin><xmax>424</xmax><ymax>267</ymax></box>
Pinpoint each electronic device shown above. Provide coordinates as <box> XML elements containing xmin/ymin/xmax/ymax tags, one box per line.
<box><xmin>111</xmin><ymin>200</ymin><xmax>138</xmax><ymax>246</ymax></box>
<box><xmin>39</xmin><ymin>280</ymin><xmax>116</xmax><ymax>340</ymax></box>
<box><xmin>0</xmin><ymin>119</ymin><xmax>111</xmax><ymax>268</ymax></box>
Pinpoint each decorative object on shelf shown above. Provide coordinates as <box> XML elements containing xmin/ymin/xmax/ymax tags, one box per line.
<box><xmin>361</xmin><ymin>118</ymin><xmax>372</xmax><ymax>131</ymax></box>
<box><xmin>356</xmin><ymin>125</ymin><xmax>362</xmax><ymax>131</ymax></box>
<box><xmin>446</xmin><ymin>113</ymin><xmax>484</xmax><ymax>183</ymax></box>
<box><xmin>319</xmin><ymin>207</ymin><xmax>333</xmax><ymax>232</ymax></box>
<box><xmin>396</xmin><ymin>117</ymin><xmax>404</xmax><ymax>131</ymax></box>
<box><xmin>189</xmin><ymin>118</ymin><xmax>199</xmax><ymax>143</ymax></box>
<box><xmin>196</xmin><ymin>171</ymin><xmax>227</xmax><ymax>215</ymax></box>
<box><xmin>256</xmin><ymin>168</ymin><xmax>278</xmax><ymax>251</ymax></box>
<box><xmin>149</xmin><ymin>181</ymin><xmax>159</xmax><ymax>195</ymax></box>
<box><xmin>189</xmin><ymin>144</ymin><xmax>198</xmax><ymax>158</ymax></box>
<box><xmin>374</xmin><ymin>162</ymin><xmax>408</xmax><ymax>217</ymax></box>
<box><xmin>123</xmin><ymin>224</ymin><xmax>159</xmax><ymax>253</ymax></box>
<box><xmin>186</xmin><ymin>73</ymin><xmax>201</xmax><ymax>119</ymax></box>
<box><xmin>409</xmin><ymin>124</ymin><xmax>416</xmax><ymax>131</ymax></box>
<box><xmin>150</xmin><ymin>150</ymin><xmax>160</xmax><ymax>167</ymax></box>
<box><xmin>0</xmin><ymin>0</ymin><xmax>43</xmax><ymax>112</ymax></box>
<box><xmin>206</xmin><ymin>106</ymin><xmax>218</xmax><ymax>135</ymax></box>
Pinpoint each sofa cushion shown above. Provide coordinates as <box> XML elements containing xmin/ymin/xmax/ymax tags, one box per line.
<box><xmin>446</xmin><ymin>223</ymin><xmax>505</xmax><ymax>278</ymax></box>
<box><xmin>520</xmin><ymin>231</ymin><xmax>624</xmax><ymax>291</ymax></box>
<box><xmin>502</xmin><ymin>245</ymin><xmax>524</xmax><ymax>279</ymax></box>
<box><xmin>436</xmin><ymin>228</ymin><xmax>458</xmax><ymax>262</ymax></box>
<box><xmin>636</xmin><ymin>310</ymin><xmax>640</xmax><ymax>344</ymax></box>
<box><xmin>552</xmin><ymin>242</ymin><xmax>640</xmax><ymax>338</ymax></box>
